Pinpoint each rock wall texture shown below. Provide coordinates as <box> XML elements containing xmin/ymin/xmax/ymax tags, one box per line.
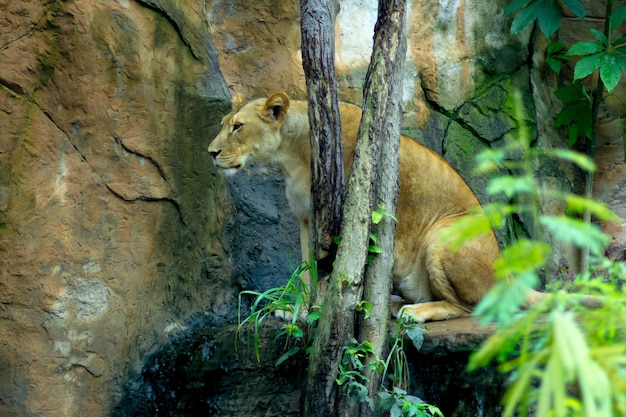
<box><xmin>0</xmin><ymin>0</ymin><xmax>624</xmax><ymax>416</ymax></box>
<box><xmin>0</xmin><ymin>1</ymin><xmax>234</xmax><ymax>415</ymax></box>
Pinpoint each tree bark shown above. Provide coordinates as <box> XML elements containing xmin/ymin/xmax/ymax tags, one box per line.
<box><xmin>300</xmin><ymin>0</ymin><xmax>344</xmax><ymax>273</ymax></box>
<box><xmin>358</xmin><ymin>1</ymin><xmax>407</xmax><ymax>415</ymax></box>
<box><xmin>303</xmin><ymin>1</ymin><xmax>407</xmax><ymax>416</ymax></box>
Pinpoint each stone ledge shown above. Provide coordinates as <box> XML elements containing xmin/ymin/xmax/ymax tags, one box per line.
<box><xmin>417</xmin><ymin>317</ymin><xmax>496</xmax><ymax>355</ymax></box>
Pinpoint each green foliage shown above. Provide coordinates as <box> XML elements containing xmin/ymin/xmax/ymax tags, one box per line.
<box><xmin>376</xmin><ymin>322</ymin><xmax>443</xmax><ymax>417</ymax></box>
<box><xmin>336</xmin><ymin>339</ymin><xmax>383</xmax><ymax>409</ymax></box>
<box><xmin>443</xmin><ymin>87</ymin><xmax>626</xmax><ymax>415</ymax></box>
<box><xmin>379</xmin><ymin>388</ymin><xmax>444</xmax><ymax>417</ymax></box>
<box><xmin>368</xmin><ymin>205</ymin><xmax>398</xmax><ymax>262</ymax></box>
<box><xmin>468</xmin><ymin>278</ymin><xmax>626</xmax><ymax>417</ymax></box>
<box><xmin>237</xmin><ymin>250</ymin><xmax>444</xmax><ymax>415</ymax></box>
<box><xmin>566</xmin><ymin>28</ymin><xmax>626</xmax><ymax>93</ymax></box>
<box><xmin>236</xmin><ymin>261</ymin><xmax>319</xmax><ymax>364</ymax></box>
<box><xmin>554</xmin><ymin>81</ymin><xmax>593</xmax><ymax>146</ymax></box>
<box><xmin>506</xmin><ymin>0</ymin><xmax>626</xmax><ymax>153</ymax></box>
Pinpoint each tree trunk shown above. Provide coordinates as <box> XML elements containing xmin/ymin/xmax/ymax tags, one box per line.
<box><xmin>358</xmin><ymin>1</ymin><xmax>407</xmax><ymax>415</ymax></box>
<box><xmin>302</xmin><ymin>0</ymin><xmax>407</xmax><ymax>415</ymax></box>
<box><xmin>299</xmin><ymin>0</ymin><xmax>344</xmax><ymax>275</ymax></box>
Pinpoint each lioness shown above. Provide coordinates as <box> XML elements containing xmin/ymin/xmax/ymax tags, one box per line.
<box><xmin>208</xmin><ymin>92</ymin><xmax>500</xmax><ymax>322</ymax></box>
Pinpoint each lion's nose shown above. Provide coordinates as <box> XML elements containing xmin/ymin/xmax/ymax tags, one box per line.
<box><xmin>208</xmin><ymin>149</ymin><xmax>221</xmax><ymax>160</ymax></box>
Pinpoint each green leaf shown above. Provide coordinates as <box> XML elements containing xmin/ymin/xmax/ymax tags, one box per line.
<box><xmin>539</xmin><ymin>215</ymin><xmax>609</xmax><ymax>255</ymax></box>
<box><xmin>546</xmin><ymin>57</ymin><xmax>562</xmax><ymax>73</ymax></box>
<box><xmin>438</xmin><ymin>210</ymin><xmax>494</xmax><ymax>251</ymax></box>
<box><xmin>494</xmin><ymin>239</ymin><xmax>552</xmax><ymax>278</ymax></box>
<box><xmin>590</xmin><ymin>28</ymin><xmax>608</xmax><ymax>45</ymax></box>
<box><xmin>307</xmin><ymin>310</ymin><xmax>321</xmax><ymax>325</ymax></box>
<box><xmin>549</xmin><ymin>148</ymin><xmax>596</xmax><ymax>171</ymax></box>
<box><xmin>504</xmin><ymin>0</ymin><xmax>530</xmax><ymax>16</ymax></box>
<box><xmin>538</xmin><ymin>0</ymin><xmax>562</xmax><ymax>37</ymax></box>
<box><xmin>368</xmin><ymin>245</ymin><xmax>382</xmax><ymax>254</ymax></box>
<box><xmin>600</xmin><ymin>54</ymin><xmax>623</xmax><ymax>93</ymax></box>
<box><xmin>275</xmin><ymin>346</ymin><xmax>301</xmax><ymax>367</ymax></box>
<box><xmin>510</xmin><ymin>0</ymin><xmax>542</xmax><ymax>35</ymax></box>
<box><xmin>563</xmin><ymin>194</ymin><xmax>619</xmax><ymax>222</ymax></box>
<box><xmin>560</xmin><ymin>0</ymin><xmax>585</xmax><ymax>19</ymax></box>
<box><xmin>487</xmin><ymin>176</ymin><xmax>534</xmax><ymax>198</ymax></box>
<box><xmin>554</xmin><ymin>83</ymin><xmax>587</xmax><ymax>104</ymax></box>
<box><xmin>372</xmin><ymin>210</ymin><xmax>383</xmax><ymax>224</ymax></box>
<box><xmin>405</xmin><ymin>326</ymin><xmax>425</xmax><ymax>351</ymax></box>
<box><xmin>610</xmin><ymin>3</ymin><xmax>626</xmax><ymax>31</ymax></box>
<box><xmin>568</xmin><ymin>123</ymin><xmax>580</xmax><ymax>147</ymax></box>
<box><xmin>546</xmin><ymin>42</ymin><xmax>568</xmax><ymax>73</ymax></box>
<box><xmin>378</xmin><ymin>391</ymin><xmax>397</xmax><ymax>413</ymax></box>
<box><xmin>357</xmin><ymin>300</ymin><xmax>373</xmax><ymax>319</ymax></box>
<box><xmin>567</xmin><ymin>41</ymin><xmax>604</xmax><ymax>56</ymax></box>
<box><xmin>574</xmin><ymin>53</ymin><xmax>603</xmax><ymax>80</ymax></box>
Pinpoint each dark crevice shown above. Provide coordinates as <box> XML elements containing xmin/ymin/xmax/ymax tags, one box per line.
<box><xmin>106</xmin><ymin>183</ymin><xmax>186</xmax><ymax>225</ymax></box>
<box><xmin>0</xmin><ymin>77</ymin><xmax>26</xmax><ymax>96</ymax></box>
<box><xmin>39</xmin><ymin>107</ymin><xmax>88</xmax><ymax>162</ymax></box>
<box><xmin>133</xmin><ymin>0</ymin><xmax>202</xmax><ymax>61</ymax></box>
<box><xmin>113</xmin><ymin>137</ymin><xmax>169</xmax><ymax>184</ymax></box>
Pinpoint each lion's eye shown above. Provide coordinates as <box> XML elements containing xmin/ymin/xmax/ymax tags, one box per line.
<box><xmin>232</xmin><ymin>122</ymin><xmax>243</xmax><ymax>132</ymax></box>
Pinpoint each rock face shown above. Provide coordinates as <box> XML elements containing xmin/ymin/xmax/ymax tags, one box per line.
<box><xmin>118</xmin><ymin>318</ymin><xmax>504</xmax><ymax>417</ymax></box>
<box><xmin>1</xmin><ymin>0</ymin><xmax>624</xmax><ymax>416</ymax></box>
<box><xmin>1</xmin><ymin>1</ymin><xmax>238</xmax><ymax>415</ymax></box>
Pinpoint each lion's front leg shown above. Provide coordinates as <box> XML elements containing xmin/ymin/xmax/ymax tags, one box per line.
<box><xmin>398</xmin><ymin>301</ymin><xmax>471</xmax><ymax>323</ymax></box>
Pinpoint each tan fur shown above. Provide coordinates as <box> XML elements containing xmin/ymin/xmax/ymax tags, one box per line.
<box><xmin>208</xmin><ymin>92</ymin><xmax>501</xmax><ymax>322</ymax></box>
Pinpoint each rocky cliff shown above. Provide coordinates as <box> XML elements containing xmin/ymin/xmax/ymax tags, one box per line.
<box><xmin>0</xmin><ymin>0</ymin><xmax>624</xmax><ymax>416</ymax></box>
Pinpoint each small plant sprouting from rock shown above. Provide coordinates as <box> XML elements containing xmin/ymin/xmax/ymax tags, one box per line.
<box><xmin>236</xmin><ymin>261</ymin><xmax>320</xmax><ymax>364</ymax></box>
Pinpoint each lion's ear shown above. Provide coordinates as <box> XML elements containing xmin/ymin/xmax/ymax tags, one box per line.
<box><xmin>261</xmin><ymin>92</ymin><xmax>290</xmax><ymax>123</ymax></box>
<box><xmin>232</xmin><ymin>93</ymin><xmax>246</xmax><ymax>106</ymax></box>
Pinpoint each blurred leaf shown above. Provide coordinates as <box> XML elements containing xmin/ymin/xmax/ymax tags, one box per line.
<box><xmin>473</xmin><ymin>271</ymin><xmax>539</xmax><ymax>326</ymax></box>
<box><xmin>474</xmin><ymin>148</ymin><xmax>508</xmax><ymax>173</ymax></box>
<box><xmin>560</xmin><ymin>0</ymin><xmax>585</xmax><ymax>19</ymax></box>
<box><xmin>563</xmin><ymin>194</ymin><xmax>619</xmax><ymax>222</ymax></box>
<box><xmin>554</xmin><ymin>83</ymin><xmax>587</xmax><ymax>103</ymax></box>
<box><xmin>439</xmin><ymin>210</ymin><xmax>493</xmax><ymax>251</ymax></box>
<box><xmin>540</xmin><ymin>215</ymin><xmax>609</xmax><ymax>255</ymax></box>
<box><xmin>610</xmin><ymin>3</ymin><xmax>626</xmax><ymax>30</ymax></box>
<box><xmin>494</xmin><ymin>239</ymin><xmax>551</xmax><ymax>279</ymax></box>
<box><xmin>487</xmin><ymin>176</ymin><xmax>534</xmax><ymax>198</ymax></box>
<box><xmin>368</xmin><ymin>244</ymin><xmax>382</xmax><ymax>254</ymax></box>
<box><xmin>548</xmin><ymin>148</ymin><xmax>596</xmax><ymax>171</ymax></box>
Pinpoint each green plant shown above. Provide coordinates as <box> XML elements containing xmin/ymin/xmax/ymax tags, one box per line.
<box><xmin>378</xmin><ymin>387</ymin><xmax>444</xmax><ymax>417</ymax></box>
<box><xmin>443</xmin><ymin>90</ymin><xmax>626</xmax><ymax>416</ymax></box>
<box><xmin>336</xmin><ymin>339</ymin><xmax>384</xmax><ymax>409</ymax></box>
<box><xmin>376</xmin><ymin>321</ymin><xmax>443</xmax><ymax>417</ymax></box>
<box><xmin>236</xmin><ymin>260</ymin><xmax>320</xmax><ymax>364</ymax></box>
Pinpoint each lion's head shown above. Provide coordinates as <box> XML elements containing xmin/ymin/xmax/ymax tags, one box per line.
<box><xmin>208</xmin><ymin>92</ymin><xmax>290</xmax><ymax>175</ymax></box>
